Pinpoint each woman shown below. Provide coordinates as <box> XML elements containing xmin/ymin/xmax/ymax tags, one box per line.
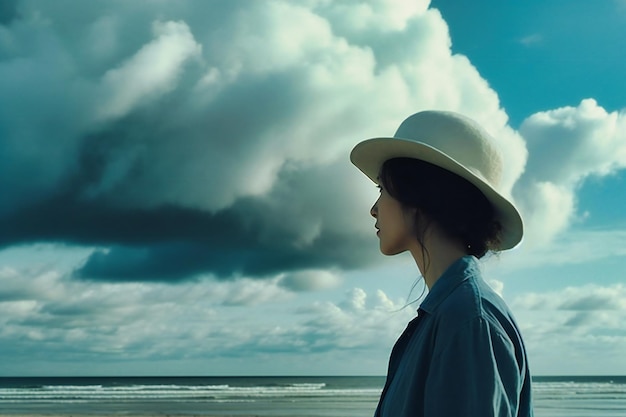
<box><xmin>350</xmin><ymin>111</ymin><xmax>534</xmax><ymax>417</ymax></box>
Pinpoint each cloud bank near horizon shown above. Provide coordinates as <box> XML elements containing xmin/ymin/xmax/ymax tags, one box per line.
<box><xmin>0</xmin><ymin>263</ymin><xmax>413</xmax><ymax>375</ymax></box>
<box><xmin>2</xmin><ymin>258</ymin><xmax>625</xmax><ymax>376</ymax></box>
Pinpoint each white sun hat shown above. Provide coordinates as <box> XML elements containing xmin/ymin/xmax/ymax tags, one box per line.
<box><xmin>350</xmin><ymin>110</ymin><xmax>523</xmax><ymax>250</ymax></box>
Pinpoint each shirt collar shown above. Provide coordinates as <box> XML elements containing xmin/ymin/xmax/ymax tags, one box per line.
<box><xmin>418</xmin><ymin>255</ymin><xmax>479</xmax><ymax>315</ymax></box>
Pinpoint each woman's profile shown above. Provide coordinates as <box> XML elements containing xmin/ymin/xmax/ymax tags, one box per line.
<box><xmin>350</xmin><ymin>111</ymin><xmax>534</xmax><ymax>416</ymax></box>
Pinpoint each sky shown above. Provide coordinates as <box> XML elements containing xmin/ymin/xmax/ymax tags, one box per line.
<box><xmin>0</xmin><ymin>0</ymin><xmax>625</xmax><ymax>377</ymax></box>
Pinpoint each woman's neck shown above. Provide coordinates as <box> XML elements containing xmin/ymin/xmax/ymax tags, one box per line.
<box><xmin>409</xmin><ymin>225</ymin><xmax>467</xmax><ymax>290</ymax></box>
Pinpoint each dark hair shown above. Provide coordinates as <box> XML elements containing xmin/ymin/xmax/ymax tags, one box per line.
<box><xmin>379</xmin><ymin>158</ymin><xmax>502</xmax><ymax>258</ymax></box>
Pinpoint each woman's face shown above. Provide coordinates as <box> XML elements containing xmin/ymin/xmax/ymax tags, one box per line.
<box><xmin>370</xmin><ymin>183</ymin><xmax>416</xmax><ymax>256</ymax></box>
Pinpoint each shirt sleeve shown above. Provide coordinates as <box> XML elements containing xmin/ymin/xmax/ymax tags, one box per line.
<box><xmin>423</xmin><ymin>316</ymin><xmax>524</xmax><ymax>417</ymax></box>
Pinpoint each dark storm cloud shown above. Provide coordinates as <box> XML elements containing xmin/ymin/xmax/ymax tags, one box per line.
<box><xmin>0</xmin><ymin>84</ymin><xmax>378</xmax><ymax>281</ymax></box>
<box><xmin>0</xmin><ymin>94</ymin><xmax>378</xmax><ymax>281</ymax></box>
<box><xmin>75</xmin><ymin>231</ymin><xmax>368</xmax><ymax>282</ymax></box>
<box><xmin>0</xmin><ymin>187</ymin><xmax>375</xmax><ymax>281</ymax></box>
<box><xmin>0</xmin><ymin>95</ymin><xmax>377</xmax><ymax>281</ymax></box>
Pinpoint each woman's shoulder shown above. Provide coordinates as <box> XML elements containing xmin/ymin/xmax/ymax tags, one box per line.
<box><xmin>435</xmin><ymin>274</ymin><xmax>484</xmax><ymax>322</ymax></box>
<box><xmin>430</xmin><ymin>274</ymin><xmax>520</xmax><ymax>348</ymax></box>
<box><xmin>434</xmin><ymin>271</ymin><xmax>510</xmax><ymax>325</ymax></box>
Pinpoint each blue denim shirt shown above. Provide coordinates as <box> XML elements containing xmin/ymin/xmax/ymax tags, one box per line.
<box><xmin>375</xmin><ymin>256</ymin><xmax>533</xmax><ymax>417</ymax></box>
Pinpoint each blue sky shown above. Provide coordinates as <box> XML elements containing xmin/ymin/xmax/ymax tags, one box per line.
<box><xmin>435</xmin><ymin>0</ymin><xmax>626</xmax><ymax>126</ymax></box>
<box><xmin>0</xmin><ymin>0</ymin><xmax>625</xmax><ymax>377</ymax></box>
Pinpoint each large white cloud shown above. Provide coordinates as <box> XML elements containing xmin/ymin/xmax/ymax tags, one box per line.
<box><xmin>0</xmin><ymin>0</ymin><xmax>525</xmax><ymax>232</ymax></box>
<box><xmin>514</xmin><ymin>99</ymin><xmax>626</xmax><ymax>245</ymax></box>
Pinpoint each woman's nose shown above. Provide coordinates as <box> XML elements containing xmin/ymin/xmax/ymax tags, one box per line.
<box><xmin>370</xmin><ymin>200</ymin><xmax>378</xmax><ymax>218</ymax></box>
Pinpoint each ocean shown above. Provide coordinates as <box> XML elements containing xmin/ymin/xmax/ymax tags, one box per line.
<box><xmin>0</xmin><ymin>375</ymin><xmax>624</xmax><ymax>416</ymax></box>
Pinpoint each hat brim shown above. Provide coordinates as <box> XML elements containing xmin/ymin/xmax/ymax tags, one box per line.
<box><xmin>350</xmin><ymin>137</ymin><xmax>523</xmax><ymax>250</ymax></box>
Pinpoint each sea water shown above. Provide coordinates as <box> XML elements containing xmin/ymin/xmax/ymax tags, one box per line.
<box><xmin>0</xmin><ymin>375</ymin><xmax>624</xmax><ymax>416</ymax></box>
<box><xmin>0</xmin><ymin>376</ymin><xmax>380</xmax><ymax>416</ymax></box>
<box><xmin>533</xmin><ymin>376</ymin><xmax>626</xmax><ymax>417</ymax></box>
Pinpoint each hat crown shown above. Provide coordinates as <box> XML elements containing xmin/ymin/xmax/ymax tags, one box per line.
<box><xmin>394</xmin><ymin>111</ymin><xmax>503</xmax><ymax>187</ymax></box>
